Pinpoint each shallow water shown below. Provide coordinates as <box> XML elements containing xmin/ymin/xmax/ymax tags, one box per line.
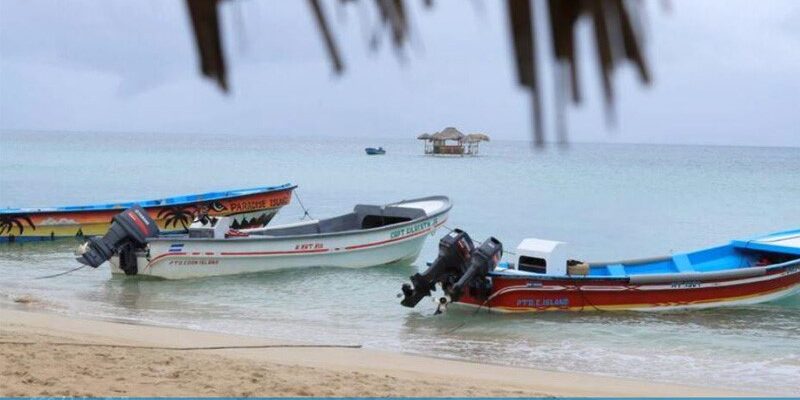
<box><xmin>1</xmin><ymin>132</ymin><xmax>799</xmax><ymax>394</ymax></box>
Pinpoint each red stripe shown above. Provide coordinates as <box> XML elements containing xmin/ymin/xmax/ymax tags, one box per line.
<box><xmin>148</xmin><ymin>252</ymin><xmax>186</xmax><ymax>265</ymax></box>
<box><xmin>147</xmin><ymin>217</ymin><xmax>446</xmax><ymax>264</ymax></box>
<box><xmin>220</xmin><ymin>248</ymin><xmax>329</xmax><ymax>256</ymax></box>
<box><xmin>128</xmin><ymin>211</ymin><xmax>148</xmax><ymax>235</ymax></box>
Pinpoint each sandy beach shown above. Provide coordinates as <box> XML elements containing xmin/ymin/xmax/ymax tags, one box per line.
<box><xmin>0</xmin><ymin>306</ymin><xmax>766</xmax><ymax>397</ymax></box>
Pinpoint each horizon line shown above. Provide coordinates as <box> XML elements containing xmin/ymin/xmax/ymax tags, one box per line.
<box><xmin>1</xmin><ymin>128</ymin><xmax>798</xmax><ymax>150</ymax></box>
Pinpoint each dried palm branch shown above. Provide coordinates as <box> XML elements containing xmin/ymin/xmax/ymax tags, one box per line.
<box><xmin>185</xmin><ymin>0</ymin><xmax>651</xmax><ymax>144</ymax></box>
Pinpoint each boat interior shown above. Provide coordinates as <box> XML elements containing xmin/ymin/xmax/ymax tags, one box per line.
<box><xmin>247</xmin><ymin>204</ymin><xmax>428</xmax><ymax>237</ymax></box>
<box><xmin>583</xmin><ymin>244</ymin><xmax>800</xmax><ymax>277</ymax></box>
<box><xmin>506</xmin><ymin>230</ymin><xmax>800</xmax><ymax>277</ymax></box>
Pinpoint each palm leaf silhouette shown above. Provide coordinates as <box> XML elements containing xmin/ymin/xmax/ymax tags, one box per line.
<box><xmin>0</xmin><ymin>214</ymin><xmax>36</xmax><ymax>235</ymax></box>
<box><xmin>157</xmin><ymin>207</ymin><xmax>194</xmax><ymax>230</ymax></box>
<box><xmin>186</xmin><ymin>0</ymin><xmax>651</xmax><ymax>145</ymax></box>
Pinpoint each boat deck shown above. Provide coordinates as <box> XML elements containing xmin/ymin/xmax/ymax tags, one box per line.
<box><xmin>174</xmin><ymin>196</ymin><xmax>451</xmax><ymax>241</ymax></box>
<box><xmin>731</xmin><ymin>229</ymin><xmax>800</xmax><ymax>256</ymax></box>
<box><xmin>584</xmin><ymin>230</ymin><xmax>800</xmax><ymax>277</ymax></box>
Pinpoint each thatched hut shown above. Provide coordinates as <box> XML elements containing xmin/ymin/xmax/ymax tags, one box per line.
<box><xmin>417</xmin><ymin>133</ymin><xmax>432</xmax><ymax>152</ymax></box>
<box><xmin>417</xmin><ymin>127</ymin><xmax>488</xmax><ymax>156</ymax></box>
<box><xmin>464</xmin><ymin>133</ymin><xmax>490</xmax><ymax>155</ymax></box>
<box><xmin>465</xmin><ymin>133</ymin><xmax>490</xmax><ymax>143</ymax></box>
<box><xmin>425</xmin><ymin>127</ymin><xmax>464</xmax><ymax>155</ymax></box>
<box><xmin>431</xmin><ymin>127</ymin><xmax>465</xmax><ymax>142</ymax></box>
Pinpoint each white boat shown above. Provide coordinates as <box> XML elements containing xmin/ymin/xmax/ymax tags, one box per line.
<box><xmin>77</xmin><ymin>196</ymin><xmax>451</xmax><ymax>279</ymax></box>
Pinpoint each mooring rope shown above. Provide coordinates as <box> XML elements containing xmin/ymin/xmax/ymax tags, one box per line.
<box><xmin>33</xmin><ymin>264</ymin><xmax>87</xmax><ymax>280</ymax></box>
<box><xmin>293</xmin><ymin>190</ymin><xmax>314</xmax><ymax>220</ymax></box>
<box><xmin>0</xmin><ymin>341</ymin><xmax>362</xmax><ymax>350</ymax></box>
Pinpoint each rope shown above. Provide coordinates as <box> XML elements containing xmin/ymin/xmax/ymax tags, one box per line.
<box><xmin>33</xmin><ymin>265</ymin><xmax>87</xmax><ymax>280</ymax></box>
<box><xmin>293</xmin><ymin>191</ymin><xmax>313</xmax><ymax>220</ymax></box>
<box><xmin>443</xmin><ymin>296</ymin><xmax>491</xmax><ymax>333</ymax></box>
<box><xmin>0</xmin><ymin>341</ymin><xmax>362</xmax><ymax>350</ymax></box>
<box><xmin>568</xmin><ymin>274</ymin><xmax>603</xmax><ymax>312</ymax></box>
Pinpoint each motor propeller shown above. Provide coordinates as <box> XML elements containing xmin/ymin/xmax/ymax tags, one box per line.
<box><xmin>401</xmin><ymin>229</ymin><xmax>503</xmax><ymax>313</ymax></box>
<box><xmin>400</xmin><ymin>229</ymin><xmax>475</xmax><ymax>308</ymax></box>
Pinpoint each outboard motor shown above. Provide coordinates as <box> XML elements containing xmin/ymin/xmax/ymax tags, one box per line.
<box><xmin>76</xmin><ymin>205</ymin><xmax>159</xmax><ymax>273</ymax></box>
<box><xmin>445</xmin><ymin>237</ymin><xmax>503</xmax><ymax>302</ymax></box>
<box><xmin>400</xmin><ymin>229</ymin><xmax>475</xmax><ymax>308</ymax></box>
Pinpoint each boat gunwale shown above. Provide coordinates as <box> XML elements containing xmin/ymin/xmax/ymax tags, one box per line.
<box><xmin>0</xmin><ymin>184</ymin><xmax>296</xmax><ymax>214</ymax></box>
<box><xmin>489</xmin><ymin>257</ymin><xmax>800</xmax><ymax>282</ymax></box>
<box><xmin>736</xmin><ymin>227</ymin><xmax>800</xmax><ymax>243</ymax></box>
<box><xmin>146</xmin><ymin>195</ymin><xmax>452</xmax><ymax>244</ymax></box>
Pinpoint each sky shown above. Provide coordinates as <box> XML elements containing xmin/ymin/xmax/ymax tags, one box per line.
<box><xmin>0</xmin><ymin>0</ymin><xmax>798</xmax><ymax>146</ymax></box>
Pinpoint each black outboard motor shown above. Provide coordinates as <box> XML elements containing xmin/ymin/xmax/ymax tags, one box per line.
<box><xmin>400</xmin><ymin>229</ymin><xmax>475</xmax><ymax>308</ymax></box>
<box><xmin>445</xmin><ymin>237</ymin><xmax>503</xmax><ymax>302</ymax></box>
<box><xmin>76</xmin><ymin>205</ymin><xmax>159</xmax><ymax>273</ymax></box>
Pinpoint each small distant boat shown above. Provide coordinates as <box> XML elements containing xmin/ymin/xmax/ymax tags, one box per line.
<box><xmin>365</xmin><ymin>147</ymin><xmax>386</xmax><ymax>155</ymax></box>
<box><xmin>76</xmin><ymin>196</ymin><xmax>450</xmax><ymax>279</ymax></box>
<box><xmin>0</xmin><ymin>184</ymin><xmax>296</xmax><ymax>243</ymax></box>
<box><xmin>401</xmin><ymin>229</ymin><xmax>800</xmax><ymax>313</ymax></box>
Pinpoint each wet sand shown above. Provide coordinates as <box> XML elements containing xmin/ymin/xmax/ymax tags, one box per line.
<box><xmin>0</xmin><ymin>308</ymin><xmax>764</xmax><ymax>397</ymax></box>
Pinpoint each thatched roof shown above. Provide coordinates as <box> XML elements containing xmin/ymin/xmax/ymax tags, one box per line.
<box><xmin>416</xmin><ymin>133</ymin><xmax>431</xmax><ymax>140</ymax></box>
<box><xmin>465</xmin><ymin>133</ymin><xmax>490</xmax><ymax>143</ymax></box>
<box><xmin>431</xmin><ymin>127</ymin><xmax>464</xmax><ymax>141</ymax></box>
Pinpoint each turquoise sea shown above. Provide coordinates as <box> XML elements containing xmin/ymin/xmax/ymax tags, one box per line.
<box><xmin>1</xmin><ymin>132</ymin><xmax>799</xmax><ymax>395</ymax></box>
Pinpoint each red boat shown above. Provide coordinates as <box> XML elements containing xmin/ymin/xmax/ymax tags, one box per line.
<box><xmin>400</xmin><ymin>229</ymin><xmax>800</xmax><ymax>313</ymax></box>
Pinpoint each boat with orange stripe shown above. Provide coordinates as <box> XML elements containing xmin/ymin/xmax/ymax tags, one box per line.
<box><xmin>400</xmin><ymin>228</ymin><xmax>800</xmax><ymax>313</ymax></box>
<box><xmin>75</xmin><ymin>196</ymin><xmax>450</xmax><ymax>279</ymax></box>
<box><xmin>1</xmin><ymin>184</ymin><xmax>295</xmax><ymax>243</ymax></box>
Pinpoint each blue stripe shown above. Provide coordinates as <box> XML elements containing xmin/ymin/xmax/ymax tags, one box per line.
<box><xmin>0</xmin><ymin>183</ymin><xmax>296</xmax><ymax>214</ymax></box>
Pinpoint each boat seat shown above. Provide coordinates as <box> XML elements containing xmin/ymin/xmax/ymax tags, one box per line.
<box><xmin>355</xmin><ymin>205</ymin><xmax>426</xmax><ymax>229</ymax></box>
<box><xmin>672</xmin><ymin>253</ymin><xmax>696</xmax><ymax>273</ymax></box>
<box><xmin>317</xmin><ymin>213</ymin><xmax>359</xmax><ymax>233</ymax></box>
<box><xmin>354</xmin><ymin>205</ymin><xmax>426</xmax><ymax>220</ymax></box>
<box><xmin>606</xmin><ymin>264</ymin><xmax>626</xmax><ymax>276</ymax></box>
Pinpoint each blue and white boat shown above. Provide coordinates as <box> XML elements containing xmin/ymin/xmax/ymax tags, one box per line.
<box><xmin>365</xmin><ymin>147</ymin><xmax>386</xmax><ymax>155</ymax></box>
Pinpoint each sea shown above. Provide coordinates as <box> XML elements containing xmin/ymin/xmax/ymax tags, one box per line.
<box><xmin>1</xmin><ymin>131</ymin><xmax>799</xmax><ymax>395</ymax></box>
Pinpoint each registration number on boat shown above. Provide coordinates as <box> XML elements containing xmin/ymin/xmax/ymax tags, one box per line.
<box><xmin>670</xmin><ymin>280</ymin><xmax>702</xmax><ymax>288</ymax></box>
<box><xmin>516</xmin><ymin>298</ymin><xmax>569</xmax><ymax>307</ymax></box>
<box><xmin>168</xmin><ymin>259</ymin><xmax>220</xmax><ymax>266</ymax></box>
<box><xmin>295</xmin><ymin>243</ymin><xmax>324</xmax><ymax>250</ymax></box>
<box><xmin>389</xmin><ymin>218</ymin><xmax>437</xmax><ymax>239</ymax></box>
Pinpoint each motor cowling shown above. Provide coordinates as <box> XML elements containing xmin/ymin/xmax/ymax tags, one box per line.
<box><xmin>445</xmin><ymin>237</ymin><xmax>502</xmax><ymax>302</ymax></box>
<box><xmin>76</xmin><ymin>205</ymin><xmax>159</xmax><ymax>269</ymax></box>
<box><xmin>400</xmin><ymin>229</ymin><xmax>475</xmax><ymax>308</ymax></box>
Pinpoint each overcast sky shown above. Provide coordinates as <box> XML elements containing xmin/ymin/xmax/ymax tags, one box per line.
<box><xmin>0</xmin><ymin>0</ymin><xmax>798</xmax><ymax>146</ymax></box>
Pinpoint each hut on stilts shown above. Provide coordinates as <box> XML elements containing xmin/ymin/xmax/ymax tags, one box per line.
<box><xmin>464</xmin><ymin>133</ymin><xmax>490</xmax><ymax>155</ymax></box>
<box><xmin>417</xmin><ymin>127</ymin><xmax>490</xmax><ymax>156</ymax></box>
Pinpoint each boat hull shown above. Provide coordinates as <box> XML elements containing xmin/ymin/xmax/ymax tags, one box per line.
<box><xmin>112</xmin><ymin>211</ymin><xmax>448</xmax><ymax>279</ymax></box>
<box><xmin>0</xmin><ymin>185</ymin><xmax>294</xmax><ymax>243</ymax></box>
<box><xmin>455</xmin><ymin>263</ymin><xmax>800</xmax><ymax>313</ymax></box>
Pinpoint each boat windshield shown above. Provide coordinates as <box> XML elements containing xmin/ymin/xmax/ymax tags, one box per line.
<box><xmin>250</xmin><ymin>205</ymin><xmax>426</xmax><ymax>237</ymax></box>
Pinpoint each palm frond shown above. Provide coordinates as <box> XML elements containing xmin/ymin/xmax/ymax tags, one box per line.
<box><xmin>185</xmin><ymin>0</ymin><xmax>651</xmax><ymax>144</ymax></box>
